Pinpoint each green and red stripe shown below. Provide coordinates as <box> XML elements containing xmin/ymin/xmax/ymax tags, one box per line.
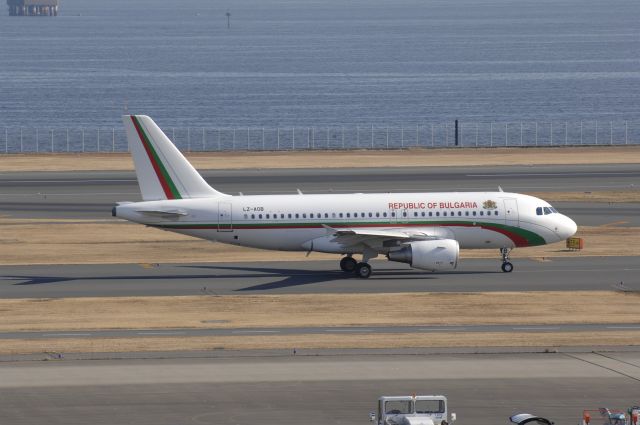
<box><xmin>151</xmin><ymin>220</ymin><xmax>546</xmax><ymax>247</ymax></box>
<box><xmin>130</xmin><ymin>116</ymin><xmax>182</xmax><ymax>200</ymax></box>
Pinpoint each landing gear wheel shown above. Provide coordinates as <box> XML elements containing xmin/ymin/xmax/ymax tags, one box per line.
<box><xmin>499</xmin><ymin>247</ymin><xmax>514</xmax><ymax>273</ymax></box>
<box><xmin>340</xmin><ymin>256</ymin><xmax>357</xmax><ymax>273</ymax></box>
<box><xmin>501</xmin><ymin>262</ymin><xmax>514</xmax><ymax>273</ymax></box>
<box><xmin>355</xmin><ymin>262</ymin><xmax>372</xmax><ymax>279</ymax></box>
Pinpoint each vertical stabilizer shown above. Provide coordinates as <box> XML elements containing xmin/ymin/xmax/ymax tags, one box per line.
<box><xmin>123</xmin><ymin>115</ymin><xmax>225</xmax><ymax>200</ymax></box>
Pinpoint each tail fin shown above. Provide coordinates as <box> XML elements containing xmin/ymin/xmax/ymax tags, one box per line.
<box><xmin>123</xmin><ymin>115</ymin><xmax>225</xmax><ymax>201</ymax></box>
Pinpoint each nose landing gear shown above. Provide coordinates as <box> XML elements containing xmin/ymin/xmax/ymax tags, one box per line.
<box><xmin>500</xmin><ymin>248</ymin><xmax>514</xmax><ymax>273</ymax></box>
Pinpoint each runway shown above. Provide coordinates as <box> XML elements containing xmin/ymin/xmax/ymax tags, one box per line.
<box><xmin>0</xmin><ymin>257</ymin><xmax>638</xmax><ymax>298</ymax></box>
<box><xmin>1</xmin><ymin>164</ymin><xmax>639</xmax><ymax>225</ymax></box>
<box><xmin>2</xmin><ymin>352</ymin><xmax>640</xmax><ymax>425</ymax></box>
<box><xmin>2</xmin><ymin>322</ymin><xmax>640</xmax><ymax>341</ymax></box>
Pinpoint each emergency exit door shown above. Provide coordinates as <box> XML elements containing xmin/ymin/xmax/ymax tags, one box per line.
<box><xmin>503</xmin><ymin>198</ymin><xmax>519</xmax><ymax>227</ymax></box>
<box><xmin>217</xmin><ymin>202</ymin><xmax>233</xmax><ymax>232</ymax></box>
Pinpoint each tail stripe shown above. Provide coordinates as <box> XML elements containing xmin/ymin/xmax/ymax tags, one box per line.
<box><xmin>130</xmin><ymin>116</ymin><xmax>182</xmax><ymax>200</ymax></box>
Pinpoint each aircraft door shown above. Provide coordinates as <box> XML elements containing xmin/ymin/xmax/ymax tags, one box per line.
<box><xmin>217</xmin><ymin>201</ymin><xmax>233</xmax><ymax>232</ymax></box>
<box><xmin>503</xmin><ymin>198</ymin><xmax>519</xmax><ymax>227</ymax></box>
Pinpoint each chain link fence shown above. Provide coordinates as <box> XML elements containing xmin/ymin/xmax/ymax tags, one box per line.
<box><xmin>1</xmin><ymin>120</ymin><xmax>638</xmax><ymax>153</ymax></box>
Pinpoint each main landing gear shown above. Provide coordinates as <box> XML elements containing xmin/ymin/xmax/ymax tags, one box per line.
<box><xmin>340</xmin><ymin>252</ymin><xmax>375</xmax><ymax>279</ymax></box>
<box><xmin>500</xmin><ymin>247</ymin><xmax>514</xmax><ymax>273</ymax></box>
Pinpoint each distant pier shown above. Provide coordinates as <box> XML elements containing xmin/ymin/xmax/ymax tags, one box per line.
<box><xmin>7</xmin><ymin>0</ymin><xmax>59</xmax><ymax>16</ymax></box>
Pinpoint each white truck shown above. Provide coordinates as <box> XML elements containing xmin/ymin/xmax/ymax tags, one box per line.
<box><xmin>369</xmin><ymin>395</ymin><xmax>456</xmax><ymax>425</ymax></box>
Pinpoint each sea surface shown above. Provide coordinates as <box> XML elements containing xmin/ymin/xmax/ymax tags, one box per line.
<box><xmin>0</xmin><ymin>0</ymin><xmax>639</xmax><ymax>129</ymax></box>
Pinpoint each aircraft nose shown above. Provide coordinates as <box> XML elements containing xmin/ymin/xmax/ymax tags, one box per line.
<box><xmin>556</xmin><ymin>215</ymin><xmax>578</xmax><ymax>239</ymax></box>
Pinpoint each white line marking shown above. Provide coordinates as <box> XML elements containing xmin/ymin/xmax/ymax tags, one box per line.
<box><xmin>467</xmin><ymin>173</ymin><xmax>638</xmax><ymax>177</ymax></box>
<box><xmin>136</xmin><ymin>331</ymin><xmax>186</xmax><ymax>335</ymax></box>
<box><xmin>231</xmin><ymin>330</ymin><xmax>279</xmax><ymax>334</ymax></box>
<box><xmin>42</xmin><ymin>333</ymin><xmax>92</xmax><ymax>337</ymax></box>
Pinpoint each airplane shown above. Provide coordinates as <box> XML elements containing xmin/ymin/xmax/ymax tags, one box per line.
<box><xmin>112</xmin><ymin>115</ymin><xmax>578</xmax><ymax>278</ymax></box>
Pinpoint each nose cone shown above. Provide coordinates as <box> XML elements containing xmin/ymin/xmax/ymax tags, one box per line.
<box><xmin>556</xmin><ymin>215</ymin><xmax>578</xmax><ymax>240</ymax></box>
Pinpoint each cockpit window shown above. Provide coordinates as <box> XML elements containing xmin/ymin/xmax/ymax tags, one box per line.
<box><xmin>543</xmin><ymin>207</ymin><xmax>552</xmax><ymax>215</ymax></box>
<box><xmin>536</xmin><ymin>207</ymin><xmax>543</xmax><ymax>216</ymax></box>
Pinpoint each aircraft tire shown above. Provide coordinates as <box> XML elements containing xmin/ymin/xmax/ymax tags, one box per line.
<box><xmin>501</xmin><ymin>262</ymin><xmax>514</xmax><ymax>273</ymax></box>
<box><xmin>340</xmin><ymin>256</ymin><xmax>357</xmax><ymax>272</ymax></box>
<box><xmin>355</xmin><ymin>262</ymin><xmax>372</xmax><ymax>278</ymax></box>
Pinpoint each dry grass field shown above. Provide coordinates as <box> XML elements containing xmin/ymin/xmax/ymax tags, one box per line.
<box><xmin>2</xmin><ymin>291</ymin><xmax>640</xmax><ymax>354</ymax></box>
<box><xmin>1</xmin><ymin>146</ymin><xmax>639</xmax><ymax>172</ymax></box>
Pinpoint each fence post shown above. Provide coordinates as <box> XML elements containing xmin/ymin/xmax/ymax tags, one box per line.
<box><xmin>565</xmin><ymin>122</ymin><xmax>568</xmax><ymax>145</ymax></box>
<box><xmin>36</xmin><ymin>129</ymin><xmax>39</xmax><ymax>153</ymax></box>
<box><xmin>277</xmin><ymin>128</ymin><xmax>280</xmax><ymax>150</ymax></box>
<box><xmin>342</xmin><ymin>126</ymin><xmax>344</xmax><ymax>149</ymax></box>
<box><xmin>475</xmin><ymin>123</ymin><xmax>478</xmax><ymax>147</ymax></box>
<box><xmin>371</xmin><ymin>124</ymin><xmax>373</xmax><ymax>148</ymax></box>
<box><xmin>416</xmin><ymin>125</ymin><xmax>419</xmax><ymax>147</ymax></box>
<box><xmin>534</xmin><ymin>122</ymin><xmax>538</xmax><ymax>146</ymax></box>
<box><xmin>431</xmin><ymin>123</ymin><xmax>434</xmax><ymax>147</ymax></box>
<box><xmin>490</xmin><ymin>122</ymin><xmax>493</xmax><ymax>147</ymax></box>
<box><xmin>625</xmin><ymin>121</ymin><xmax>628</xmax><ymax>144</ymax></box>
<box><xmin>262</xmin><ymin>127</ymin><xmax>265</xmax><ymax>150</ymax></box>
<box><xmin>50</xmin><ymin>129</ymin><xmax>53</xmax><ymax>152</ymax></box>
<box><xmin>20</xmin><ymin>128</ymin><xmax>23</xmax><ymax>153</ymax></box>
<box><xmin>66</xmin><ymin>128</ymin><xmax>69</xmax><ymax>152</ymax></box>
<box><xmin>312</xmin><ymin>127</ymin><xmax>315</xmax><ymax>149</ymax></box>
<box><xmin>595</xmin><ymin>121</ymin><xmax>598</xmax><ymax>145</ymax></box>
<box><xmin>504</xmin><ymin>123</ymin><xmax>508</xmax><ymax>146</ymax></box>
<box><xmin>445</xmin><ymin>123</ymin><xmax>448</xmax><ymax>146</ymax></box>
<box><xmin>293</xmin><ymin>127</ymin><xmax>295</xmax><ymax>150</ymax></box>
<box><xmin>202</xmin><ymin>128</ymin><xmax>205</xmax><ymax>151</ymax></box>
<box><xmin>356</xmin><ymin>126</ymin><xmax>359</xmax><ymax>148</ymax></box>
<box><xmin>218</xmin><ymin>128</ymin><xmax>221</xmax><ymax>151</ymax></box>
<box><xmin>550</xmin><ymin>122</ymin><xmax>553</xmax><ymax>145</ymax></box>
<box><xmin>326</xmin><ymin>127</ymin><xmax>329</xmax><ymax>149</ymax></box>
<box><xmin>172</xmin><ymin>128</ymin><xmax>175</xmax><ymax>143</ymax></box>
<box><xmin>401</xmin><ymin>126</ymin><xmax>404</xmax><ymax>148</ymax></box>
<box><xmin>187</xmin><ymin>127</ymin><xmax>191</xmax><ymax>152</ymax></box>
<box><xmin>307</xmin><ymin>127</ymin><xmax>310</xmax><ymax>149</ymax></box>
<box><xmin>98</xmin><ymin>128</ymin><xmax>101</xmax><ymax>152</ymax></box>
<box><xmin>386</xmin><ymin>126</ymin><xmax>389</xmax><ymax>149</ymax></box>
<box><xmin>82</xmin><ymin>129</ymin><xmax>85</xmax><ymax>152</ymax></box>
<box><xmin>610</xmin><ymin>121</ymin><xmax>613</xmax><ymax>145</ymax></box>
<box><xmin>520</xmin><ymin>122</ymin><xmax>523</xmax><ymax>146</ymax></box>
<box><xmin>112</xmin><ymin>128</ymin><xmax>115</xmax><ymax>152</ymax></box>
<box><xmin>247</xmin><ymin>128</ymin><xmax>250</xmax><ymax>150</ymax></box>
<box><xmin>580</xmin><ymin>121</ymin><xmax>583</xmax><ymax>144</ymax></box>
<box><xmin>4</xmin><ymin>127</ymin><xmax>7</xmax><ymax>154</ymax></box>
<box><xmin>232</xmin><ymin>128</ymin><xmax>236</xmax><ymax>150</ymax></box>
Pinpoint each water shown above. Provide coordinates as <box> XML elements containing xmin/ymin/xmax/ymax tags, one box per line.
<box><xmin>0</xmin><ymin>0</ymin><xmax>639</xmax><ymax>129</ymax></box>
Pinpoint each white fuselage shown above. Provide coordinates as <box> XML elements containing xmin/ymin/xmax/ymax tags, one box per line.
<box><xmin>115</xmin><ymin>191</ymin><xmax>577</xmax><ymax>254</ymax></box>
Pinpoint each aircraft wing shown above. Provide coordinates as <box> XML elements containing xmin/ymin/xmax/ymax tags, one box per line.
<box><xmin>321</xmin><ymin>224</ymin><xmax>448</xmax><ymax>249</ymax></box>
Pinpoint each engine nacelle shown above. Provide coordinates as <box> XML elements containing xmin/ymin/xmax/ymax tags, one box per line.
<box><xmin>387</xmin><ymin>239</ymin><xmax>459</xmax><ymax>271</ymax></box>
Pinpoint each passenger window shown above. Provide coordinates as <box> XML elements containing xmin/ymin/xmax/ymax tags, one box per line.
<box><xmin>325</xmin><ymin>213</ymin><xmax>329</xmax><ymax>218</ymax></box>
<box><xmin>494</xmin><ymin>211</ymin><xmax>499</xmax><ymax>216</ymax></box>
<box><xmin>288</xmin><ymin>213</ymin><xmax>292</xmax><ymax>219</ymax></box>
<box><xmin>383</xmin><ymin>212</ymin><xmax>387</xmax><ymax>217</ymax></box>
<box><xmin>310</xmin><ymin>213</ymin><xmax>314</xmax><ymax>218</ymax></box>
<box><xmin>295</xmin><ymin>213</ymin><xmax>299</xmax><ymax>219</ymax></box>
<box><xmin>346</xmin><ymin>213</ymin><xmax>350</xmax><ymax>218</ymax></box>
<box><xmin>472</xmin><ymin>211</ymin><xmax>476</xmax><ymax>216</ymax></box>
<box><xmin>536</xmin><ymin>207</ymin><xmax>543</xmax><ymax>216</ymax></box>
<box><xmin>266</xmin><ymin>214</ymin><xmax>270</xmax><ymax>219</ymax></box>
<box><xmin>369</xmin><ymin>212</ymin><xmax>373</xmax><ymax>218</ymax></box>
<box><xmin>244</xmin><ymin>214</ymin><xmax>248</xmax><ymax>219</ymax></box>
<box><xmin>458</xmin><ymin>211</ymin><xmax>462</xmax><ymax>216</ymax></box>
<box><xmin>465</xmin><ymin>211</ymin><xmax>469</xmax><ymax>216</ymax></box>
<box><xmin>302</xmin><ymin>213</ymin><xmax>307</xmax><ymax>218</ymax></box>
<box><xmin>414</xmin><ymin>212</ymin><xmax>418</xmax><ymax>217</ymax></box>
<box><xmin>376</xmin><ymin>212</ymin><xmax>380</xmax><ymax>217</ymax></box>
<box><xmin>251</xmin><ymin>214</ymin><xmax>255</xmax><ymax>219</ymax></box>
<box><xmin>332</xmin><ymin>213</ymin><xmax>336</xmax><ymax>218</ymax></box>
<box><xmin>391</xmin><ymin>212</ymin><xmax>396</xmax><ymax>217</ymax></box>
<box><xmin>443</xmin><ymin>212</ymin><xmax>447</xmax><ymax>216</ymax></box>
<box><xmin>436</xmin><ymin>212</ymin><xmax>440</xmax><ymax>217</ymax></box>
<box><xmin>339</xmin><ymin>213</ymin><xmax>343</xmax><ymax>218</ymax></box>
<box><xmin>259</xmin><ymin>214</ymin><xmax>263</xmax><ymax>219</ymax></box>
<box><xmin>402</xmin><ymin>212</ymin><xmax>407</xmax><ymax>217</ymax></box>
<box><xmin>429</xmin><ymin>212</ymin><xmax>433</xmax><ymax>217</ymax></box>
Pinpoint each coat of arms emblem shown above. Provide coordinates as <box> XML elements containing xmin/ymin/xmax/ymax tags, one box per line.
<box><xmin>483</xmin><ymin>200</ymin><xmax>498</xmax><ymax>210</ymax></box>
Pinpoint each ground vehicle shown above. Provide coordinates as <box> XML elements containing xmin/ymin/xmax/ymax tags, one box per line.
<box><xmin>369</xmin><ymin>395</ymin><xmax>455</xmax><ymax>425</ymax></box>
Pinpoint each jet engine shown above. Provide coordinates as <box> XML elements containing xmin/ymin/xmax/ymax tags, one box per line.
<box><xmin>387</xmin><ymin>239</ymin><xmax>459</xmax><ymax>271</ymax></box>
